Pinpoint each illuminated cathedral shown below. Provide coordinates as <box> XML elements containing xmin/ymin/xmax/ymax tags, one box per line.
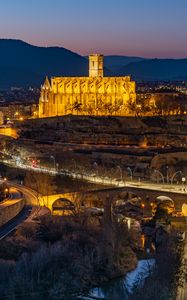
<box><xmin>39</xmin><ymin>54</ymin><xmax>136</xmax><ymax>118</ymax></box>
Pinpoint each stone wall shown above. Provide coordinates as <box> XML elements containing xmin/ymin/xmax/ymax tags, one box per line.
<box><xmin>0</xmin><ymin>199</ymin><xmax>25</xmax><ymax>227</ymax></box>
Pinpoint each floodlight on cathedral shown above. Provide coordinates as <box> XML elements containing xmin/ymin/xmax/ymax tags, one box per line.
<box><xmin>39</xmin><ymin>54</ymin><xmax>136</xmax><ymax>117</ymax></box>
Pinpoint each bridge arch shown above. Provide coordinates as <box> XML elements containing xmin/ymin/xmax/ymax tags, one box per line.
<box><xmin>152</xmin><ymin>195</ymin><xmax>175</xmax><ymax>215</ymax></box>
<box><xmin>52</xmin><ymin>198</ymin><xmax>75</xmax><ymax>215</ymax></box>
<box><xmin>156</xmin><ymin>195</ymin><xmax>174</xmax><ymax>202</ymax></box>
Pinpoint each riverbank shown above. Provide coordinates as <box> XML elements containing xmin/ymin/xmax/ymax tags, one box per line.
<box><xmin>81</xmin><ymin>259</ymin><xmax>155</xmax><ymax>300</ymax></box>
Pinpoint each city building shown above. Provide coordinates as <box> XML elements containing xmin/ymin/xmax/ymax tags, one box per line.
<box><xmin>0</xmin><ymin>102</ymin><xmax>38</xmax><ymax>122</ymax></box>
<box><xmin>39</xmin><ymin>54</ymin><xmax>136</xmax><ymax>118</ymax></box>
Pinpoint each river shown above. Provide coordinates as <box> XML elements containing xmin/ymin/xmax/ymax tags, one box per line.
<box><xmin>78</xmin><ymin>259</ymin><xmax>155</xmax><ymax>300</ymax></box>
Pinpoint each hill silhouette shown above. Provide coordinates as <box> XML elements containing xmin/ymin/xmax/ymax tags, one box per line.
<box><xmin>0</xmin><ymin>39</ymin><xmax>88</xmax><ymax>88</ymax></box>
<box><xmin>104</xmin><ymin>55</ymin><xmax>145</xmax><ymax>72</ymax></box>
<box><xmin>118</xmin><ymin>58</ymin><xmax>187</xmax><ymax>81</ymax></box>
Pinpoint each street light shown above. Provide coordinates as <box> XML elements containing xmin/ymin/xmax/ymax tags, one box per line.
<box><xmin>171</xmin><ymin>171</ymin><xmax>183</xmax><ymax>185</ymax></box>
<box><xmin>50</xmin><ymin>155</ymin><xmax>56</xmax><ymax>171</ymax></box>
<box><xmin>100</xmin><ymin>165</ymin><xmax>107</xmax><ymax>184</ymax></box>
<box><xmin>116</xmin><ymin>165</ymin><xmax>123</xmax><ymax>182</ymax></box>
<box><xmin>127</xmin><ymin>167</ymin><xmax>133</xmax><ymax>181</ymax></box>
<box><xmin>166</xmin><ymin>165</ymin><xmax>169</xmax><ymax>184</ymax></box>
<box><xmin>141</xmin><ymin>203</ymin><xmax>145</xmax><ymax>216</ymax></box>
<box><xmin>4</xmin><ymin>188</ymin><xmax>9</xmax><ymax>197</ymax></box>
<box><xmin>182</xmin><ymin>177</ymin><xmax>186</xmax><ymax>192</ymax></box>
<box><xmin>71</xmin><ymin>159</ymin><xmax>77</xmax><ymax>171</ymax></box>
<box><xmin>93</xmin><ymin>162</ymin><xmax>99</xmax><ymax>176</ymax></box>
<box><xmin>153</xmin><ymin>170</ymin><xmax>164</xmax><ymax>184</ymax></box>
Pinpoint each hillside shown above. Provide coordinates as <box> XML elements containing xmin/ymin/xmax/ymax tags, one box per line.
<box><xmin>104</xmin><ymin>55</ymin><xmax>145</xmax><ymax>72</ymax></box>
<box><xmin>118</xmin><ymin>58</ymin><xmax>187</xmax><ymax>80</ymax></box>
<box><xmin>0</xmin><ymin>39</ymin><xmax>88</xmax><ymax>88</ymax></box>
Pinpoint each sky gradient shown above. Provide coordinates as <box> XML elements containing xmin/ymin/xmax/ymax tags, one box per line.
<box><xmin>0</xmin><ymin>0</ymin><xmax>186</xmax><ymax>58</ymax></box>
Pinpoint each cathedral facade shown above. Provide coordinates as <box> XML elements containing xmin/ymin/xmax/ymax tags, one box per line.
<box><xmin>39</xmin><ymin>54</ymin><xmax>136</xmax><ymax>118</ymax></box>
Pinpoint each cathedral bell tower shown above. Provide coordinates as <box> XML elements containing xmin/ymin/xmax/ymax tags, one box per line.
<box><xmin>89</xmin><ymin>54</ymin><xmax>104</xmax><ymax>77</ymax></box>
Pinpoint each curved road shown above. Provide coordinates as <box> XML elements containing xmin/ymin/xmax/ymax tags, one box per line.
<box><xmin>0</xmin><ymin>184</ymin><xmax>39</xmax><ymax>240</ymax></box>
<box><xmin>0</xmin><ymin>205</ymin><xmax>32</xmax><ymax>240</ymax></box>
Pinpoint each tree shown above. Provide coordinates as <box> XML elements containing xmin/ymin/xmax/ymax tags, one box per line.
<box><xmin>113</xmin><ymin>99</ymin><xmax>124</xmax><ymax>116</ymax></box>
<box><xmin>72</xmin><ymin>101</ymin><xmax>82</xmax><ymax>115</ymax></box>
<box><xmin>152</xmin><ymin>94</ymin><xmax>180</xmax><ymax>116</ymax></box>
<box><xmin>24</xmin><ymin>171</ymin><xmax>57</xmax><ymax>205</ymax></box>
<box><xmin>126</xmin><ymin>99</ymin><xmax>137</xmax><ymax>116</ymax></box>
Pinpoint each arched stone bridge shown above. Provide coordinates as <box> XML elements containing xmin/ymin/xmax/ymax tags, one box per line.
<box><xmin>38</xmin><ymin>185</ymin><xmax>187</xmax><ymax>213</ymax></box>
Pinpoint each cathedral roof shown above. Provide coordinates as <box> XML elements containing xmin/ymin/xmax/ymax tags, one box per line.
<box><xmin>42</xmin><ymin>76</ymin><xmax>51</xmax><ymax>90</ymax></box>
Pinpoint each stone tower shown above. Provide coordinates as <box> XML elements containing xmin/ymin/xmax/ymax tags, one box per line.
<box><xmin>89</xmin><ymin>54</ymin><xmax>104</xmax><ymax>77</ymax></box>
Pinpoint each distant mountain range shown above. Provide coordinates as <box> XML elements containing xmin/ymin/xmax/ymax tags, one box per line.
<box><xmin>117</xmin><ymin>58</ymin><xmax>187</xmax><ymax>81</ymax></box>
<box><xmin>104</xmin><ymin>55</ymin><xmax>145</xmax><ymax>72</ymax></box>
<box><xmin>0</xmin><ymin>39</ymin><xmax>186</xmax><ymax>88</ymax></box>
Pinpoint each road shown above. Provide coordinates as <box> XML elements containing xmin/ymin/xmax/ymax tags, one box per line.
<box><xmin>10</xmin><ymin>182</ymin><xmax>39</xmax><ymax>206</ymax></box>
<box><xmin>0</xmin><ymin>205</ymin><xmax>32</xmax><ymax>240</ymax></box>
<box><xmin>2</xmin><ymin>155</ymin><xmax>187</xmax><ymax>196</ymax></box>
<box><xmin>3</xmin><ymin>152</ymin><xmax>187</xmax><ymax>209</ymax></box>
<box><xmin>0</xmin><ymin>184</ymin><xmax>39</xmax><ymax>240</ymax></box>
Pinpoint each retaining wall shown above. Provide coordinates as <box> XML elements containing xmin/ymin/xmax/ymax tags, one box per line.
<box><xmin>0</xmin><ymin>199</ymin><xmax>25</xmax><ymax>227</ymax></box>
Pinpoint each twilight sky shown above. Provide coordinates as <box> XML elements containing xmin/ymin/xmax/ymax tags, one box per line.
<box><xmin>0</xmin><ymin>0</ymin><xmax>186</xmax><ymax>58</ymax></box>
